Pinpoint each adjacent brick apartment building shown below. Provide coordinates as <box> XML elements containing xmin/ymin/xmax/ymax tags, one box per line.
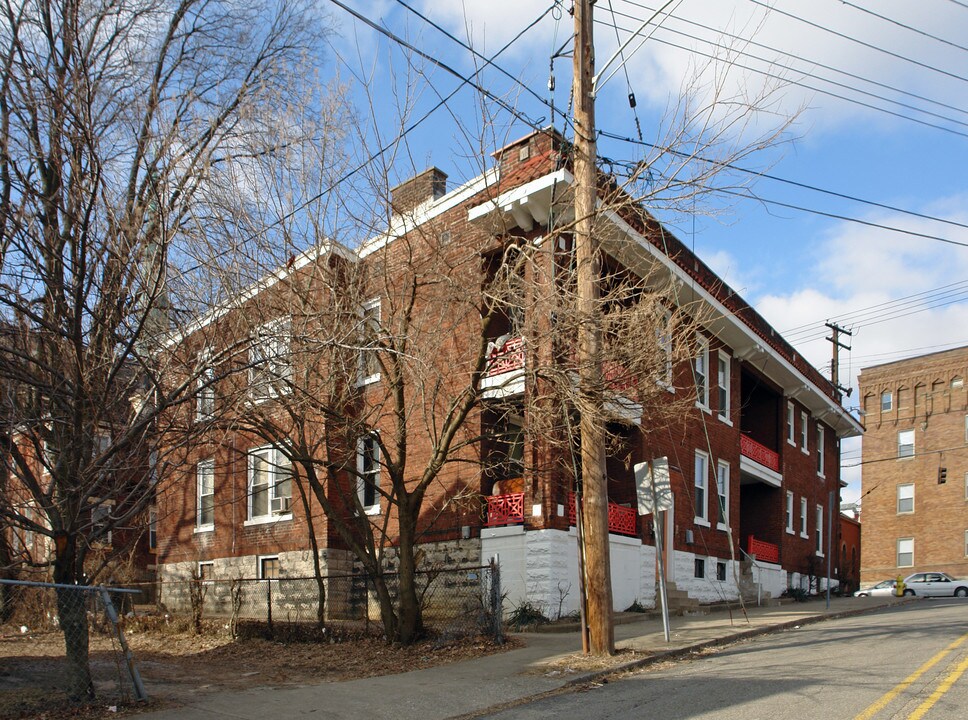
<box><xmin>154</xmin><ymin>129</ymin><xmax>861</xmax><ymax>614</ymax></box>
<box><xmin>858</xmin><ymin>346</ymin><xmax>968</xmax><ymax>583</ymax></box>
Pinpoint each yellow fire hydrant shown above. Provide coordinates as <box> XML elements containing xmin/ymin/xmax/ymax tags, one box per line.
<box><xmin>895</xmin><ymin>575</ymin><xmax>906</xmax><ymax>597</ymax></box>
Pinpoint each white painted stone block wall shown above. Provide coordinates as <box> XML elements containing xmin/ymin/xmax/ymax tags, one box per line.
<box><xmin>670</xmin><ymin>550</ymin><xmax>740</xmax><ymax>603</ymax></box>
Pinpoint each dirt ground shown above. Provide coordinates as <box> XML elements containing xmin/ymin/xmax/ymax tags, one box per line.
<box><xmin>0</xmin><ymin>615</ymin><xmax>516</xmax><ymax>720</ymax></box>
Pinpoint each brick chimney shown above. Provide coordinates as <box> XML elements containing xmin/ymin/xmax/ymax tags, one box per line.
<box><xmin>390</xmin><ymin>167</ymin><xmax>448</xmax><ymax>216</ymax></box>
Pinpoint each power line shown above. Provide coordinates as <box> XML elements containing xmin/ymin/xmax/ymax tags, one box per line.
<box><xmin>839</xmin><ymin>0</ymin><xmax>968</xmax><ymax>55</ymax></box>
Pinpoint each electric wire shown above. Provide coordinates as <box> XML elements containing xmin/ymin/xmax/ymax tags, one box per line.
<box><xmin>839</xmin><ymin>0</ymin><xmax>968</xmax><ymax>55</ymax></box>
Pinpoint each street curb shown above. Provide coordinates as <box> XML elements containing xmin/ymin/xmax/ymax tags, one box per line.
<box><xmin>559</xmin><ymin>598</ymin><xmax>914</xmax><ymax>688</ymax></box>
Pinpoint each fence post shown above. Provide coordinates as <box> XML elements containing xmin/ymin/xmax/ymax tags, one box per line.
<box><xmin>266</xmin><ymin>580</ymin><xmax>273</xmax><ymax>638</ymax></box>
<box><xmin>98</xmin><ymin>587</ymin><xmax>148</xmax><ymax>703</ymax></box>
<box><xmin>489</xmin><ymin>556</ymin><xmax>503</xmax><ymax>643</ymax></box>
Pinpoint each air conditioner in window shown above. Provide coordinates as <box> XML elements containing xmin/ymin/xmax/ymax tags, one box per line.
<box><xmin>271</xmin><ymin>497</ymin><xmax>292</xmax><ymax>515</ymax></box>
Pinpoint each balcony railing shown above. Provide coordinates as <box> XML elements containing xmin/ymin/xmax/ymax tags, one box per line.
<box><xmin>485</xmin><ymin>492</ymin><xmax>525</xmax><ymax>527</ymax></box>
<box><xmin>567</xmin><ymin>493</ymin><xmax>638</xmax><ymax>537</ymax></box>
<box><xmin>740</xmin><ymin>435</ymin><xmax>780</xmax><ymax>472</ymax></box>
<box><xmin>485</xmin><ymin>336</ymin><xmax>525</xmax><ymax>377</ymax></box>
<box><xmin>747</xmin><ymin>535</ymin><xmax>779</xmax><ymax>564</ymax></box>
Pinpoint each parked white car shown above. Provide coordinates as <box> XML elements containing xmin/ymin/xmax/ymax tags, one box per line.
<box><xmin>902</xmin><ymin>572</ymin><xmax>968</xmax><ymax>597</ymax></box>
<box><xmin>854</xmin><ymin>580</ymin><xmax>897</xmax><ymax>597</ymax></box>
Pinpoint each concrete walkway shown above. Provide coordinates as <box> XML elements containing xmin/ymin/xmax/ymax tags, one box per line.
<box><xmin>138</xmin><ymin>595</ymin><xmax>911</xmax><ymax>719</ymax></box>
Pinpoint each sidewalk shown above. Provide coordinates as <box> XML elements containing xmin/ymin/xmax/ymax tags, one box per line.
<box><xmin>138</xmin><ymin>595</ymin><xmax>910</xmax><ymax>719</ymax></box>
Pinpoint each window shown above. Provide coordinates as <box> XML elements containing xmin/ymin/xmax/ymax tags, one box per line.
<box><xmin>965</xmin><ymin>471</ymin><xmax>968</xmax><ymax>501</ymax></box>
<box><xmin>897</xmin><ymin>538</ymin><xmax>914</xmax><ymax>568</ymax></box>
<box><xmin>881</xmin><ymin>391</ymin><xmax>893</xmax><ymax>412</ymax></box>
<box><xmin>964</xmin><ymin>415</ymin><xmax>967</xmax><ymax>443</ymax></box>
<box><xmin>897</xmin><ymin>387</ymin><xmax>908</xmax><ymax>409</ymax></box>
<box><xmin>357</xmin><ymin>433</ymin><xmax>381</xmax><ymax>515</ymax></box>
<box><xmin>198</xmin><ymin>562</ymin><xmax>214</xmax><ymax>583</ymax></box>
<box><xmin>898</xmin><ymin>429</ymin><xmax>915</xmax><ymax>458</ymax></box>
<box><xmin>258</xmin><ymin>556</ymin><xmax>280</xmax><ymax>580</ymax></box>
<box><xmin>489</xmin><ymin>411</ymin><xmax>524</xmax><ymax>480</ymax></box>
<box><xmin>148</xmin><ymin>508</ymin><xmax>157</xmax><ymax>551</ymax></box>
<box><xmin>91</xmin><ymin>504</ymin><xmax>113</xmax><ymax>546</ymax></box>
<box><xmin>800</xmin><ymin>411</ymin><xmax>809</xmax><ymax>454</ymax></box>
<box><xmin>248</xmin><ymin>446</ymin><xmax>292</xmax><ymax>522</ymax></box>
<box><xmin>695</xmin><ymin>336</ymin><xmax>709</xmax><ymax>409</ymax></box>
<box><xmin>716</xmin><ymin>461</ymin><xmax>729</xmax><ymax>530</ymax></box>
<box><xmin>717</xmin><ymin>352</ymin><xmax>731</xmax><ymax>422</ymax></box>
<box><xmin>816</xmin><ymin>425</ymin><xmax>825</xmax><ymax>477</ymax></box>
<box><xmin>800</xmin><ymin>497</ymin><xmax>808</xmax><ymax>538</ymax></box>
<box><xmin>196</xmin><ymin>458</ymin><xmax>215</xmax><ymax>529</ymax></box>
<box><xmin>964</xmin><ymin>530</ymin><xmax>968</xmax><ymax>557</ymax></box>
<box><xmin>358</xmin><ymin>298</ymin><xmax>382</xmax><ymax>385</ymax></box>
<box><xmin>897</xmin><ymin>484</ymin><xmax>914</xmax><ymax>514</ymax></box>
<box><xmin>197</xmin><ymin>354</ymin><xmax>215</xmax><ymax>420</ymax></box>
<box><xmin>250</xmin><ymin>319</ymin><xmax>292</xmax><ymax>401</ymax></box>
<box><xmin>785</xmin><ymin>491</ymin><xmax>794</xmax><ymax>534</ymax></box>
<box><xmin>953</xmin><ymin>377</ymin><xmax>964</xmax><ymax>389</ymax></box>
<box><xmin>717</xmin><ymin>561</ymin><xmax>727</xmax><ymax>582</ymax></box>
<box><xmin>815</xmin><ymin>505</ymin><xmax>824</xmax><ymax>556</ymax></box>
<box><xmin>694</xmin><ymin>557</ymin><xmax>705</xmax><ymax>578</ymax></box>
<box><xmin>787</xmin><ymin>403</ymin><xmax>795</xmax><ymax>445</ymax></box>
<box><xmin>694</xmin><ymin>451</ymin><xmax>709</xmax><ymax>524</ymax></box>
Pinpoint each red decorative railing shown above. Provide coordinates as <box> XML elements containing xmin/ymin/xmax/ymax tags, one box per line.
<box><xmin>485</xmin><ymin>336</ymin><xmax>525</xmax><ymax>377</ymax></box>
<box><xmin>602</xmin><ymin>360</ymin><xmax>635</xmax><ymax>393</ymax></box>
<box><xmin>567</xmin><ymin>493</ymin><xmax>638</xmax><ymax>537</ymax></box>
<box><xmin>485</xmin><ymin>492</ymin><xmax>525</xmax><ymax>527</ymax></box>
<box><xmin>740</xmin><ymin>435</ymin><xmax>780</xmax><ymax>472</ymax></box>
<box><xmin>747</xmin><ymin>535</ymin><xmax>779</xmax><ymax>564</ymax></box>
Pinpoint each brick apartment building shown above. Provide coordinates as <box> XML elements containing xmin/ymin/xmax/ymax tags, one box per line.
<box><xmin>858</xmin><ymin>346</ymin><xmax>968</xmax><ymax>583</ymax></box>
<box><xmin>154</xmin><ymin>129</ymin><xmax>861</xmax><ymax>615</ymax></box>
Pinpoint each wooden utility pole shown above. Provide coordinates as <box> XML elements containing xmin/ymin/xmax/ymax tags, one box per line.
<box><xmin>825</xmin><ymin>322</ymin><xmax>852</xmax><ymax>396</ymax></box>
<box><xmin>573</xmin><ymin>0</ymin><xmax>614</xmax><ymax>656</ymax></box>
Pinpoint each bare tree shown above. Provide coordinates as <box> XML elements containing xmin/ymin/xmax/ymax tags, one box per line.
<box><xmin>0</xmin><ymin>0</ymin><xmax>325</xmax><ymax>701</ymax></box>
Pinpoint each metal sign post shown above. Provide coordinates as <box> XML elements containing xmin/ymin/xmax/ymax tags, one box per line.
<box><xmin>636</xmin><ymin>458</ymin><xmax>672</xmax><ymax>642</ymax></box>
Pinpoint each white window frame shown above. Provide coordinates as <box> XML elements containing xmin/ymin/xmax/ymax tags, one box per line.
<box><xmin>197</xmin><ymin>352</ymin><xmax>215</xmax><ymax>420</ymax></box>
<box><xmin>787</xmin><ymin>402</ymin><xmax>796</xmax><ymax>446</ymax></box>
<box><xmin>717</xmin><ymin>351</ymin><xmax>732</xmax><ymax>424</ymax></box>
<box><xmin>815</xmin><ymin>504</ymin><xmax>824</xmax><ymax>557</ymax></box>
<box><xmin>694</xmin><ymin>557</ymin><xmax>706</xmax><ymax>579</ymax></box>
<box><xmin>258</xmin><ymin>555</ymin><xmax>280</xmax><ymax>581</ymax></box>
<box><xmin>357</xmin><ymin>298</ymin><xmax>382</xmax><ymax>386</ymax></box>
<box><xmin>716</xmin><ymin>460</ymin><xmax>730</xmax><ymax>531</ymax></box>
<box><xmin>785</xmin><ymin>491</ymin><xmax>794</xmax><ymax>534</ymax></box>
<box><xmin>695</xmin><ymin>335</ymin><xmax>709</xmax><ymax>410</ymax></box>
<box><xmin>357</xmin><ymin>433</ymin><xmax>381</xmax><ymax>515</ymax></box>
<box><xmin>246</xmin><ymin>446</ymin><xmax>292</xmax><ymax>524</ymax></box>
<box><xmin>800</xmin><ymin>497</ymin><xmax>809</xmax><ymax>539</ymax></box>
<box><xmin>249</xmin><ymin>318</ymin><xmax>292</xmax><ymax>402</ymax></box>
<box><xmin>897</xmin><ymin>483</ymin><xmax>914</xmax><ymax>514</ymax></box>
<box><xmin>195</xmin><ymin>458</ymin><xmax>215</xmax><ymax>531</ymax></box>
<box><xmin>881</xmin><ymin>391</ymin><xmax>893</xmax><ymax>412</ymax></box>
<box><xmin>897</xmin><ymin>537</ymin><xmax>914</xmax><ymax>568</ymax></box>
<box><xmin>898</xmin><ymin>429</ymin><xmax>915</xmax><ymax>459</ymax></box>
<box><xmin>694</xmin><ymin>450</ymin><xmax>710</xmax><ymax>526</ymax></box>
<box><xmin>816</xmin><ymin>424</ymin><xmax>825</xmax><ymax>477</ymax></box>
<box><xmin>800</xmin><ymin>411</ymin><xmax>809</xmax><ymax>454</ymax></box>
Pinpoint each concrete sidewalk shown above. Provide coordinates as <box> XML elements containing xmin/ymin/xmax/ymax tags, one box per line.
<box><xmin>139</xmin><ymin>595</ymin><xmax>910</xmax><ymax>719</ymax></box>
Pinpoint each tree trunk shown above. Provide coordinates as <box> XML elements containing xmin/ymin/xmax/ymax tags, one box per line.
<box><xmin>395</xmin><ymin>509</ymin><xmax>423</xmax><ymax>644</ymax></box>
<box><xmin>54</xmin><ymin>537</ymin><xmax>95</xmax><ymax>702</ymax></box>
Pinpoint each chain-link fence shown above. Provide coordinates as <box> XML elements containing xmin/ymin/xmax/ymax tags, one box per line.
<box><xmin>139</xmin><ymin>562</ymin><xmax>502</xmax><ymax>641</ymax></box>
<box><xmin>0</xmin><ymin>579</ymin><xmax>146</xmax><ymax>717</ymax></box>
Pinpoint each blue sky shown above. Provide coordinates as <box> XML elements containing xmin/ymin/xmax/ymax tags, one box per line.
<box><xmin>327</xmin><ymin>1</ymin><xmax>968</xmax><ymax>502</ymax></box>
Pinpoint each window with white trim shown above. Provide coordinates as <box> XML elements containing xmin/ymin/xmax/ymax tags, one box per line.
<box><xmin>800</xmin><ymin>411</ymin><xmax>809</xmax><ymax>454</ymax></box>
<box><xmin>248</xmin><ymin>446</ymin><xmax>292</xmax><ymax>521</ymax></box>
<box><xmin>881</xmin><ymin>391</ymin><xmax>893</xmax><ymax>412</ymax></box>
<box><xmin>198</xmin><ymin>561</ymin><xmax>214</xmax><ymax>583</ymax></box>
<box><xmin>717</xmin><ymin>352</ymin><xmax>731</xmax><ymax>422</ymax></box>
<box><xmin>196</xmin><ymin>458</ymin><xmax>215</xmax><ymax>529</ymax></box>
<box><xmin>695</xmin><ymin>335</ymin><xmax>709</xmax><ymax>409</ymax></box>
<box><xmin>694</xmin><ymin>451</ymin><xmax>709</xmax><ymax>524</ymax></box>
<box><xmin>357</xmin><ymin>433</ymin><xmax>381</xmax><ymax>515</ymax></box>
<box><xmin>716</xmin><ymin>460</ymin><xmax>729</xmax><ymax>530</ymax></box>
<box><xmin>250</xmin><ymin>319</ymin><xmax>292</xmax><ymax>401</ymax></box>
<box><xmin>898</xmin><ymin>429</ymin><xmax>915</xmax><ymax>459</ymax></box>
<box><xmin>197</xmin><ymin>353</ymin><xmax>215</xmax><ymax>420</ymax></box>
<box><xmin>785</xmin><ymin>491</ymin><xmax>794</xmax><ymax>534</ymax></box>
<box><xmin>694</xmin><ymin>557</ymin><xmax>705</xmax><ymax>578</ymax></box>
<box><xmin>358</xmin><ymin>298</ymin><xmax>381</xmax><ymax>385</ymax></box>
<box><xmin>787</xmin><ymin>403</ymin><xmax>795</xmax><ymax>445</ymax></box>
<box><xmin>815</xmin><ymin>505</ymin><xmax>824</xmax><ymax>556</ymax></box>
<box><xmin>897</xmin><ymin>537</ymin><xmax>914</xmax><ymax>568</ymax></box>
<box><xmin>897</xmin><ymin>483</ymin><xmax>914</xmax><ymax>514</ymax></box>
<box><xmin>91</xmin><ymin>503</ymin><xmax>113</xmax><ymax>546</ymax></box>
<box><xmin>258</xmin><ymin>555</ymin><xmax>280</xmax><ymax>580</ymax></box>
<box><xmin>816</xmin><ymin>424</ymin><xmax>825</xmax><ymax>477</ymax></box>
<box><xmin>800</xmin><ymin>497</ymin><xmax>808</xmax><ymax>538</ymax></box>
